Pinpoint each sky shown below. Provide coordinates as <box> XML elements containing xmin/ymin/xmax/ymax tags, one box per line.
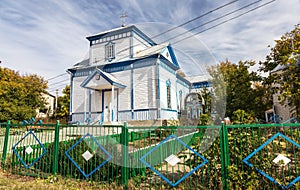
<box><xmin>0</xmin><ymin>0</ymin><xmax>300</xmax><ymax>94</ymax></box>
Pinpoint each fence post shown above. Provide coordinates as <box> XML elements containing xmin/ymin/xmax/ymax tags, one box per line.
<box><xmin>121</xmin><ymin>122</ymin><xmax>129</xmax><ymax>189</ymax></box>
<box><xmin>52</xmin><ymin>120</ymin><xmax>60</xmax><ymax>175</ymax></box>
<box><xmin>220</xmin><ymin>121</ymin><xmax>229</xmax><ymax>190</ymax></box>
<box><xmin>1</xmin><ymin>120</ymin><xmax>11</xmax><ymax>168</ymax></box>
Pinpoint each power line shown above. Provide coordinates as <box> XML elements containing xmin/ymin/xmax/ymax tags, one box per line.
<box><xmin>48</xmin><ymin>79</ymin><xmax>69</xmax><ymax>86</ymax></box>
<box><xmin>46</xmin><ymin>73</ymin><xmax>68</xmax><ymax>81</ymax></box>
<box><xmin>162</xmin><ymin>0</ymin><xmax>262</xmax><ymax>43</ymax></box>
<box><xmin>151</xmin><ymin>0</ymin><xmax>240</xmax><ymax>39</ymax></box>
<box><xmin>172</xmin><ymin>0</ymin><xmax>276</xmax><ymax>45</ymax></box>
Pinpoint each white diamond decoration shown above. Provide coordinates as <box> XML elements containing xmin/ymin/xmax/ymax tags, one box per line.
<box><xmin>25</xmin><ymin>146</ymin><xmax>33</xmax><ymax>155</ymax></box>
<box><xmin>165</xmin><ymin>154</ymin><xmax>181</xmax><ymax>166</ymax></box>
<box><xmin>273</xmin><ymin>154</ymin><xmax>291</xmax><ymax>166</ymax></box>
<box><xmin>82</xmin><ymin>150</ymin><xmax>93</xmax><ymax>161</ymax></box>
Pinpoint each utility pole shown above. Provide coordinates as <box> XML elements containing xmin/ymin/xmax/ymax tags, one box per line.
<box><xmin>55</xmin><ymin>89</ymin><xmax>58</xmax><ymax>111</ymax></box>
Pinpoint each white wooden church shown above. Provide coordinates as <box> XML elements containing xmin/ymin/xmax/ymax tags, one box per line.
<box><xmin>68</xmin><ymin>25</ymin><xmax>208</xmax><ymax>124</ymax></box>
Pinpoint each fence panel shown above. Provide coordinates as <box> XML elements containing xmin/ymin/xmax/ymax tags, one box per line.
<box><xmin>227</xmin><ymin>124</ymin><xmax>300</xmax><ymax>190</ymax></box>
<box><xmin>1</xmin><ymin>122</ymin><xmax>299</xmax><ymax>189</ymax></box>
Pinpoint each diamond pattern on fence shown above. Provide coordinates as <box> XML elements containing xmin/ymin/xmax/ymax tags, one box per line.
<box><xmin>243</xmin><ymin>132</ymin><xmax>300</xmax><ymax>189</ymax></box>
<box><xmin>139</xmin><ymin>134</ymin><xmax>208</xmax><ymax>187</ymax></box>
<box><xmin>12</xmin><ymin>130</ymin><xmax>47</xmax><ymax>169</ymax></box>
<box><xmin>65</xmin><ymin>133</ymin><xmax>112</xmax><ymax>178</ymax></box>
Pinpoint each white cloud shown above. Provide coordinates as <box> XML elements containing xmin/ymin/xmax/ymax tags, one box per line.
<box><xmin>0</xmin><ymin>0</ymin><xmax>299</xmax><ymax>89</ymax></box>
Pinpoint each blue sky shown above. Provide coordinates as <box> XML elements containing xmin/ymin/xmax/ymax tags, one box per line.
<box><xmin>0</xmin><ymin>0</ymin><xmax>299</xmax><ymax>93</ymax></box>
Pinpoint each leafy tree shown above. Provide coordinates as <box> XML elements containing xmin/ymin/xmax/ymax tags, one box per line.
<box><xmin>55</xmin><ymin>85</ymin><xmax>70</xmax><ymax>122</ymax></box>
<box><xmin>209</xmin><ymin>60</ymin><xmax>271</xmax><ymax>119</ymax></box>
<box><xmin>0</xmin><ymin>67</ymin><xmax>47</xmax><ymax>123</ymax></box>
<box><xmin>260</xmin><ymin>24</ymin><xmax>300</xmax><ymax>118</ymax></box>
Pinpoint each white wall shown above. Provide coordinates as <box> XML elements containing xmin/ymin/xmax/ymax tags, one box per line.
<box><xmin>72</xmin><ymin>76</ymin><xmax>88</xmax><ymax>113</ymax></box>
<box><xmin>158</xmin><ymin>62</ymin><xmax>177</xmax><ymax>111</ymax></box>
<box><xmin>113</xmin><ymin>69</ymin><xmax>131</xmax><ymax>111</ymax></box>
<box><xmin>134</xmin><ymin>65</ymin><xmax>156</xmax><ymax>110</ymax></box>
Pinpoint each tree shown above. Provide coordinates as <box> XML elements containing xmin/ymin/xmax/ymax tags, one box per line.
<box><xmin>55</xmin><ymin>85</ymin><xmax>70</xmax><ymax>123</ymax></box>
<box><xmin>260</xmin><ymin>24</ymin><xmax>300</xmax><ymax>118</ymax></box>
<box><xmin>209</xmin><ymin>60</ymin><xmax>271</xmax><ymax>119</ymax></box>
<box><xmin>0</xmin><ymin>67</ymin><xmax>48</xmax><ymax>123</ymax></box>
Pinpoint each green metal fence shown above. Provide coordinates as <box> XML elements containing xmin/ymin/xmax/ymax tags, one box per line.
<box><xmin>1</xmin><ymin>121</ymin><xmax>299</xmax><ymax>189</ymax></box>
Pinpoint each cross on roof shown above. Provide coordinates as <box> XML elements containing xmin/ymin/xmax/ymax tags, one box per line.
<box><xmin>120</xmin><ymin>12</ymin><xmax>128</xmax><ymax>27</ymax></box>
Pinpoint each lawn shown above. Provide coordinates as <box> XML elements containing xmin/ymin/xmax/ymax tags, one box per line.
<box><xmin>0</xmin><ymin>169</ymin><xmax>124</xmax><ymax>190</ymax></box>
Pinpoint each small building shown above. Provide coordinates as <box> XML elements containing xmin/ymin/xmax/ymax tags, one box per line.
<box><xmin>36</xmin><ymin>92</ymin><xmax>56</xmax><ymax>118</ymax></box>
<box><xmin>68</xmin><ymin>25</ymin><xmax>208</xmax><ymax>124</ymax></box>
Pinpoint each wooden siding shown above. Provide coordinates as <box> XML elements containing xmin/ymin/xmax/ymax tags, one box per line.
<box><xmin>113</xmin><ymin>70</ymin><xmax>131</xmax><ymax>111</ymax></box>
<box><xmin>132</xmin><ymin>33</ymin><xmax>152</xmax><ymax>56</ymax></box>
<box><xmin>90</xmin><ymin>90</ymin><xmax>102</xmax><ymax>112</ymax></box>
<box><xmin>90</xmin><ymin>38</ymin><xmax>130</xmax><ymax>65</ymax></box>
<box><xmin>134</xmin><ymin>66</ymin><xmax>156</xmax><ymax>110</ymax></box>
<box><xmin>158</xmin><ymin>62</ymin><xmax>177</xmax><ymax>111</ymax></box>
<box><xmin>72</xmin><ymin>76</ymin><xmax>88</xmax><ymax>113</ymax></box>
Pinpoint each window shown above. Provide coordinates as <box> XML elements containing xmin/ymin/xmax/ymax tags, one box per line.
<box><xmin>105</xmin><ymin>42</ymin><xmax>115</xmax><ymax>61</ymax></box>
<box><xmin>179</xmin><ymin>90</ymin><xmax>183</xmax><ymax>111</ymax></box>
<box><xmin>166</xmin><ymin>79</ymin><xmax>171</xmax><ymax>109</ymax></box>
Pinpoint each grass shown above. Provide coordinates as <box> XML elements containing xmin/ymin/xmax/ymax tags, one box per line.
<box><xmin>0</xmin><ymin>169</ymin><xmax>125</xmax><ymax>190</ymax></box>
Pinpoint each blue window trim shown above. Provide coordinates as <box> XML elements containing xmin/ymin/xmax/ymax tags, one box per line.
<box><xmin>166</xmin><ymin>79</ymin><xmax>171</xmax><ymax>109</ymax></box>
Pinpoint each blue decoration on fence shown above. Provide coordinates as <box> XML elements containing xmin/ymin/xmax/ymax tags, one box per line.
<box><xmin>65</xmin><ymin>133</ymin><xmax>112</xmax><ymax>178</ymax></box>
<box><xmin>12</xmin><ymin>130</ymin><xmax>47</xmax><ymax>169</ymax></box>
<box><xmin>243</xmin><ymin>132</ymin><xmax>300</xmax><ymax>189</ymax></box>
<box><xmin>139</xmin><ymin>134</ymin><xmax>208</xmax><ymax>187</ymax></box>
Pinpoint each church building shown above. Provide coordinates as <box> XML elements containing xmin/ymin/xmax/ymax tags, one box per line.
<box><xmin>68</xmin><ymin>25</ymin><xmax>207</xmax><ymax>124</ymax></box>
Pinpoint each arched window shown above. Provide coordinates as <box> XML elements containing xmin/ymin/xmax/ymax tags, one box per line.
<box><xmin>166</xmin><ymin>79</ymin><xmax>171</xmax><ymax>109</ymax></box>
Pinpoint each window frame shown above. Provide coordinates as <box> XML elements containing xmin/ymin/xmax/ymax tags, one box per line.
<box><xmin>105</xmin><ymin>41</ymin><xmax>115</xmax><ymax>61</ymax></box>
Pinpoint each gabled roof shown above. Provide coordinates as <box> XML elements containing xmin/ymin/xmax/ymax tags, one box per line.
<box><xmin>135</xmin><ymin>42</ymin><xmax>179</xmax><ymax>69</ymax></box>
<box><xmin>81</xmin><ymin>69</ymin><xmax>126</xmax><ymax>90</ymax></box>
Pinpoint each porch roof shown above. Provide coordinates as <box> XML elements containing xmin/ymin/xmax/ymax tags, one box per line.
<box><xmin>80</xmin><ymin>69</ymin><xmax>126</xmax><ymax>90</ymax></box>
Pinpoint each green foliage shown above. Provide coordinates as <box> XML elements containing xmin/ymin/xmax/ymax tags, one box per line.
<box><xmin>209</xmin><ymin>60</ymin><xmax>272</xmax><ymax>119</ymax></box>
<box><xmin>0</xmin><ymin>67</ymin><xmax>48</xmax><ymax>123</ymax></box>
<box><xmin>185</xmin><ymin>126</ymin><xmax>300</xmax><ymax>189</ymax></box>
<box><xmin>232</xmin><ymin>109</ymin><xmax>251</xmax><ymax>124</ymax></box>
<box><xmin>198</xmin><ymin>114</ymin><xmax>210</xmax><ymax>125</ymax></box>
<box><xmin>260</xmin><ymin>24</ymin><xmax>300</xmax><ymax>118</ymax></box>
<box><xmin>54</xmin><ymin>85</ymin><xmax>70</xmax><ymax>123</ymax></box>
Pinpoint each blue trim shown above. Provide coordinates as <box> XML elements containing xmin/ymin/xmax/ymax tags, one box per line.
<box><xmin>176</xmin><ymin>73</ymin><xmax>191</xmax><ymax>86</ymax></box>
<box><xmin>69</xmin><ymin>73</ymin><xmax>74</xmax><ymax>121</ymax></box>
<box><xmin>159</xmin><ymin>59</ymin><xmax>177</xmax><ymax>75</ymax></box>
<box><xmin>161</xmin><ymin>108</ymin><xmax>178</xmax><ymax>112</ymax></box>
<box><xmin>65</xmin><ymin>133</ymin><xmax>112</xmax><ymax>178</ymax></box>
<box><xmin>118</xmin><ymin>108</ymin><xmax>157</xmax><ymax>112</ymax></box>
<box><xmin>12</xmin><ymin>130</ymin><xmax>47</xmax><ymax>169</ymax></box>
<box><xmin>167</xmin><ymin>46</ymin><xmax>179</xmax><ymax>68</ymax></box>
<box><xmin>192</xmin><ymin>81</ymin><xmax>211</xmax><ymax>89</ymax></box>
<box><xmin>69</xmin><ymin>54</ymin><xmax>158</xmax><ymax>75</ymax></box>
<box><xmin>139</xmin><ymin>134</ymin><xmax>208</xmax><ymax>187</ymax></box>
<box><xmin>88</xmin><ymin>90</ymin><xmax>92</xmax><ymax>120</ymax></box>
<box><xmin>130</xmin><ymin>31</ymin><xmax>133</xmax><ymax>58</ymax></box>
<box><xmin>243</xmin><ymin>132</ymin><xmax>300</xmax><ymax>189</ymax></box>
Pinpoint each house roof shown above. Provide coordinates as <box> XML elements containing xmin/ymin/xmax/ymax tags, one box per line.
<box><xmin>134</xmin><ymin>42</ymin><xmax>169</xmax><ymax>58</ymax></box>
